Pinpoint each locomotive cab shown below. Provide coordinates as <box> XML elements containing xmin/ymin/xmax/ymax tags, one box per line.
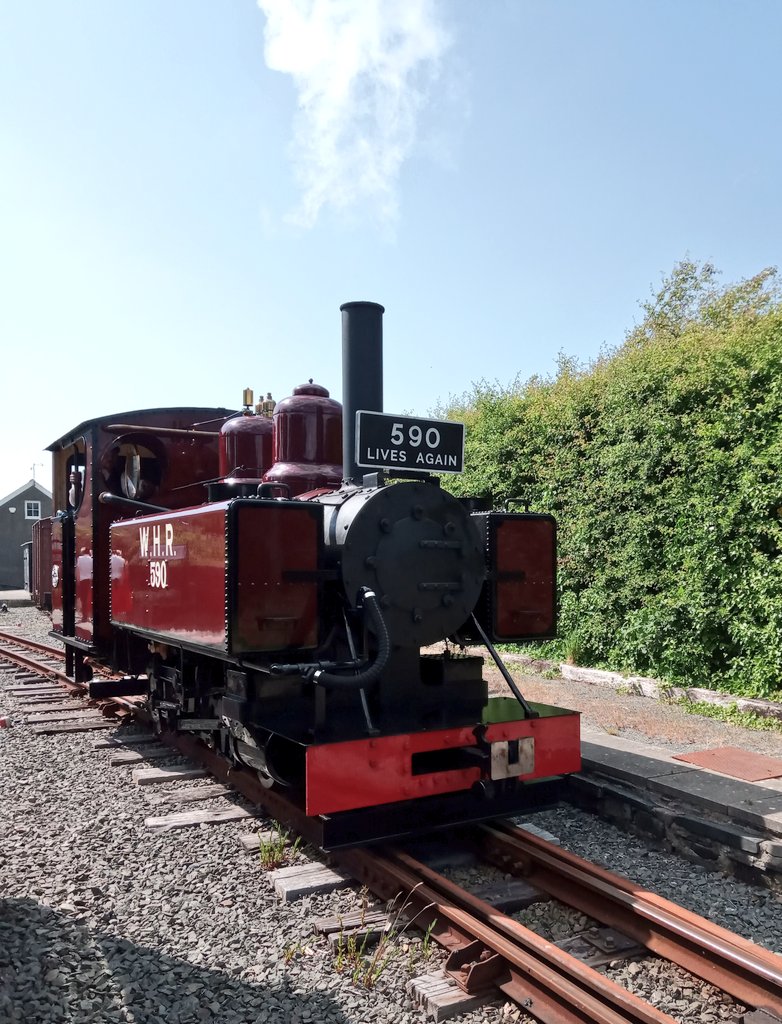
<box><xmin>47</xmin><ymin>407</ymin><xmax>236</xmax><ymax>680</ymax></box>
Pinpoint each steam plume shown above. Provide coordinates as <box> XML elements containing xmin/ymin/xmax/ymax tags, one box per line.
<box><xmin>257</xmin><ymin>0</ymin><xmax>451</xmax><ymax>227</ymax></box>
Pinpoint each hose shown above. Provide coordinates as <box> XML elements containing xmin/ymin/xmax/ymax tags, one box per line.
<box><xmin>269</xmin><ymin>589</ymin><xmax>390</xmax><ymax>689</ymax></box>
<box><xmin>313</xmin><ymin>589</ymin><xmax>390</xmax><ymax>690</ymax></box>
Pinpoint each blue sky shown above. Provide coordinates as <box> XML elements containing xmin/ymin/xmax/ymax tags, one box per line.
<box><xmin>1</xmin><ymin>0</ymin><xmax>780</xmax><ymax>500</ymax></box>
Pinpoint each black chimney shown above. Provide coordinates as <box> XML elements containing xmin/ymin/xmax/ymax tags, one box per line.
<box><xmin>340</xmin><ymin>301</ymin><xmax>384</xmax><ymax>484</ymax></box>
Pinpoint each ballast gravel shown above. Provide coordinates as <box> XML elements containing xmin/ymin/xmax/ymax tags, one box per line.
<box><xmin>1</xmin><ymin>607</ymin><xmax>782</xmax><ymax>1024</ymax></box>
<box><xmin>0</xmin><ymin>677</ymin><xmax>445</xmax><ymax>1024</ymax></box>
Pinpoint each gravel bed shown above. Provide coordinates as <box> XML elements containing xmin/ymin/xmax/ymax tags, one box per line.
<box><xmin>2</xmin><ymin>651</ymin><xmax>487</xmax><ymax>1024</ymax></box>
<box><xmin>0</xmin><ymin>606</ymin><xmax>59</xmax><ymax>645</ymax></box>
<box><xmin>2</xmin><ymin>606</ymin><xmax>782</xmax><ymax>1024</ymax></box>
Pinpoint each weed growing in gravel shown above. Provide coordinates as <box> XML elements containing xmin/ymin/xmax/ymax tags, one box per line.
<box><xmin>258</xmin><ymin>822</ymin><xmax>302</xmax><ymax>870</ymax></box>
<box><xmin>674</xmin><ymin>698</ymin><xmax>782</xmax><ymax>733</ymax></box>
<box><xmin>283</xmin><ymin>940</ymin><xmax>312</xmax><ymax>964</ymax></box>
<box><xmin>335</xmin><ymin>928</ymin><xmax>386</xmax><ymax>987</ymax></box>
<box><xmin>333</xmin><ymin>887</ymin><xmax>438</xmax><ymax>990</ymax></box>
<box><xmin>405</xmin><ymin>919</ymin><xmax>437</xmax><ymax>972</ymax></box>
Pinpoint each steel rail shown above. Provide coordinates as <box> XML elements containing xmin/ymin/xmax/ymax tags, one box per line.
<box><xmin>0</xmin><ymin>629</ymin><xmax>65</xmax><ymax>660</ymax></box>
<box><xmin>339</xmin><ymin>845</ymin><xmax>678</xmax><ymax>1024</ymax></box>
<box><xmin>0</xmin><ymin>643</ymin><xmax>80</xmax><ymax>688</ymax></box>
<box><xmin>0</xmin><ymin>634</ymin><xmax>140</xmax><ymax>716</ymax></box>
<box><xmin>480</xmin><ymin>821</ymin><xmax>782</xmax><ymax>1016</ymax></box>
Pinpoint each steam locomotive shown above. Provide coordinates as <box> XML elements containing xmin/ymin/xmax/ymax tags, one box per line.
<box><xmin>45</xmin><ymin>302</ymin><xmax>580</xmax><ymax>845</ymax></box>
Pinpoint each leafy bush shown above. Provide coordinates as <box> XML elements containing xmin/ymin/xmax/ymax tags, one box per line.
<box><xmin>445</xmin><ymin>262</ymin><xmax>782</xmax><ymax>698</ymax></box>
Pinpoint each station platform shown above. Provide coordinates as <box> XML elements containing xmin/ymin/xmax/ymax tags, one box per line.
<box><xmin>569</xmin><ymin>727</ymin><xmax>782</xmax><ymax>881</ymax></box>
<box><xmin>0</xmin><ymin>590</ymin><xmax>32</xmax><ymax>608</ymax></box>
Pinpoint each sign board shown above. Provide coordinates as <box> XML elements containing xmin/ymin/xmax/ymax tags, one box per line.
<box><xmin>355</xmin><ymin>411</ymin><xmax>465</xmax><ymax>474</ymax></box>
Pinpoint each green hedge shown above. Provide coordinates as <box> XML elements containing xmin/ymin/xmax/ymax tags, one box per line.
<box><xmin>445</xmin><ymin>263</ymin><xmax>782</xmax><ymax>697</ymax></box>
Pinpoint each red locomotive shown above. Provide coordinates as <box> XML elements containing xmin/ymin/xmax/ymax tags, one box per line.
<box><xmin>43</xmin><ymin>302</ymin><xmax>580</xmax><ymax>846</ymax></box>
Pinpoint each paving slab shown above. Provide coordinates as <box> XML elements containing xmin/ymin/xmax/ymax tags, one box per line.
<box><xmin>754</xmin><ymin>776</ymin><xmax>782</xmax><ymax>794</ymax></box>
<box><xmin>673</xmin><ymin>746</ymin><xmax>782</xmax><ymax>781</ymax></box>
<box><xmin>580</xmin><ymin>740</ymin><xmax>693</xmax><ymax>786</ymax></box>
<box><xmin>647</xmin><ymin>769</ymin><xmax>782</xmax><ymax>834</ymax></box>
<box><xmin>580</xmin><ymin>733</ymin><xmax>782</xmax><ymax>839</ymax></box>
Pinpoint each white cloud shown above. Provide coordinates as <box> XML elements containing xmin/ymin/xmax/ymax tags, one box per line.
<box><xmin>257</xmin><ymin>0</ymin><xmax>451</xmax><ymax>227</ymax></box>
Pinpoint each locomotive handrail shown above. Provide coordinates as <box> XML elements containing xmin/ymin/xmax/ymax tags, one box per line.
<box><xmin>98</xmin><ymin>492</ymin><xmax>168</xmax><ymax>514</ymax></box>
<box><xmin>106</xmin><ymin>423</ymin><xmax>221</xmax><ymax>437</ymax></box>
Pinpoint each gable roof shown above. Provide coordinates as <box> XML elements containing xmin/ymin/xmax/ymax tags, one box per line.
<box><xmin>0</xmin><ymin>479</ymin><xmax>53</xmax><ymax>506</ymax></box>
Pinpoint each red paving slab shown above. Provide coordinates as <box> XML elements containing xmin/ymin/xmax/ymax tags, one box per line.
<box><xmin>673</xmin><ymin>745</ymin><xmax>782</xmax><ymax>781</ymax></box>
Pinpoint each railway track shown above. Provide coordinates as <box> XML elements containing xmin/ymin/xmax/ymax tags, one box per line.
<box><xmin>0</xmin><ymin>628</ymin><xmax>147</xmax><ymax>721</ymax></box>
<box><xmin>3</xmin><ymin>630</ymin><xmax>782</xmax><ymax>1024</ymax></box>
<box><xmin>0</xmin><ymin>630</ymin><xmax>74</xmax><ymax>683</ymax></box>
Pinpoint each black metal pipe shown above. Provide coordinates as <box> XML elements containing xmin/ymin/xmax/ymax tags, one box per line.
<box><xmin>470</xmin><ymin>613</ymin><xmax>539</xmax><ymax>719</ymax></box>
<box><xmin>340</xmin><ymin>301</ymin><xmax>384</xmax><ymax>484</ymax></box>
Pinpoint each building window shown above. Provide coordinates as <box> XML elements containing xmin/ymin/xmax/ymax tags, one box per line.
<box><xmin>25</xmin><ymin>501</ymin><xmax>41</xmax><ymax>520</ymax></box>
